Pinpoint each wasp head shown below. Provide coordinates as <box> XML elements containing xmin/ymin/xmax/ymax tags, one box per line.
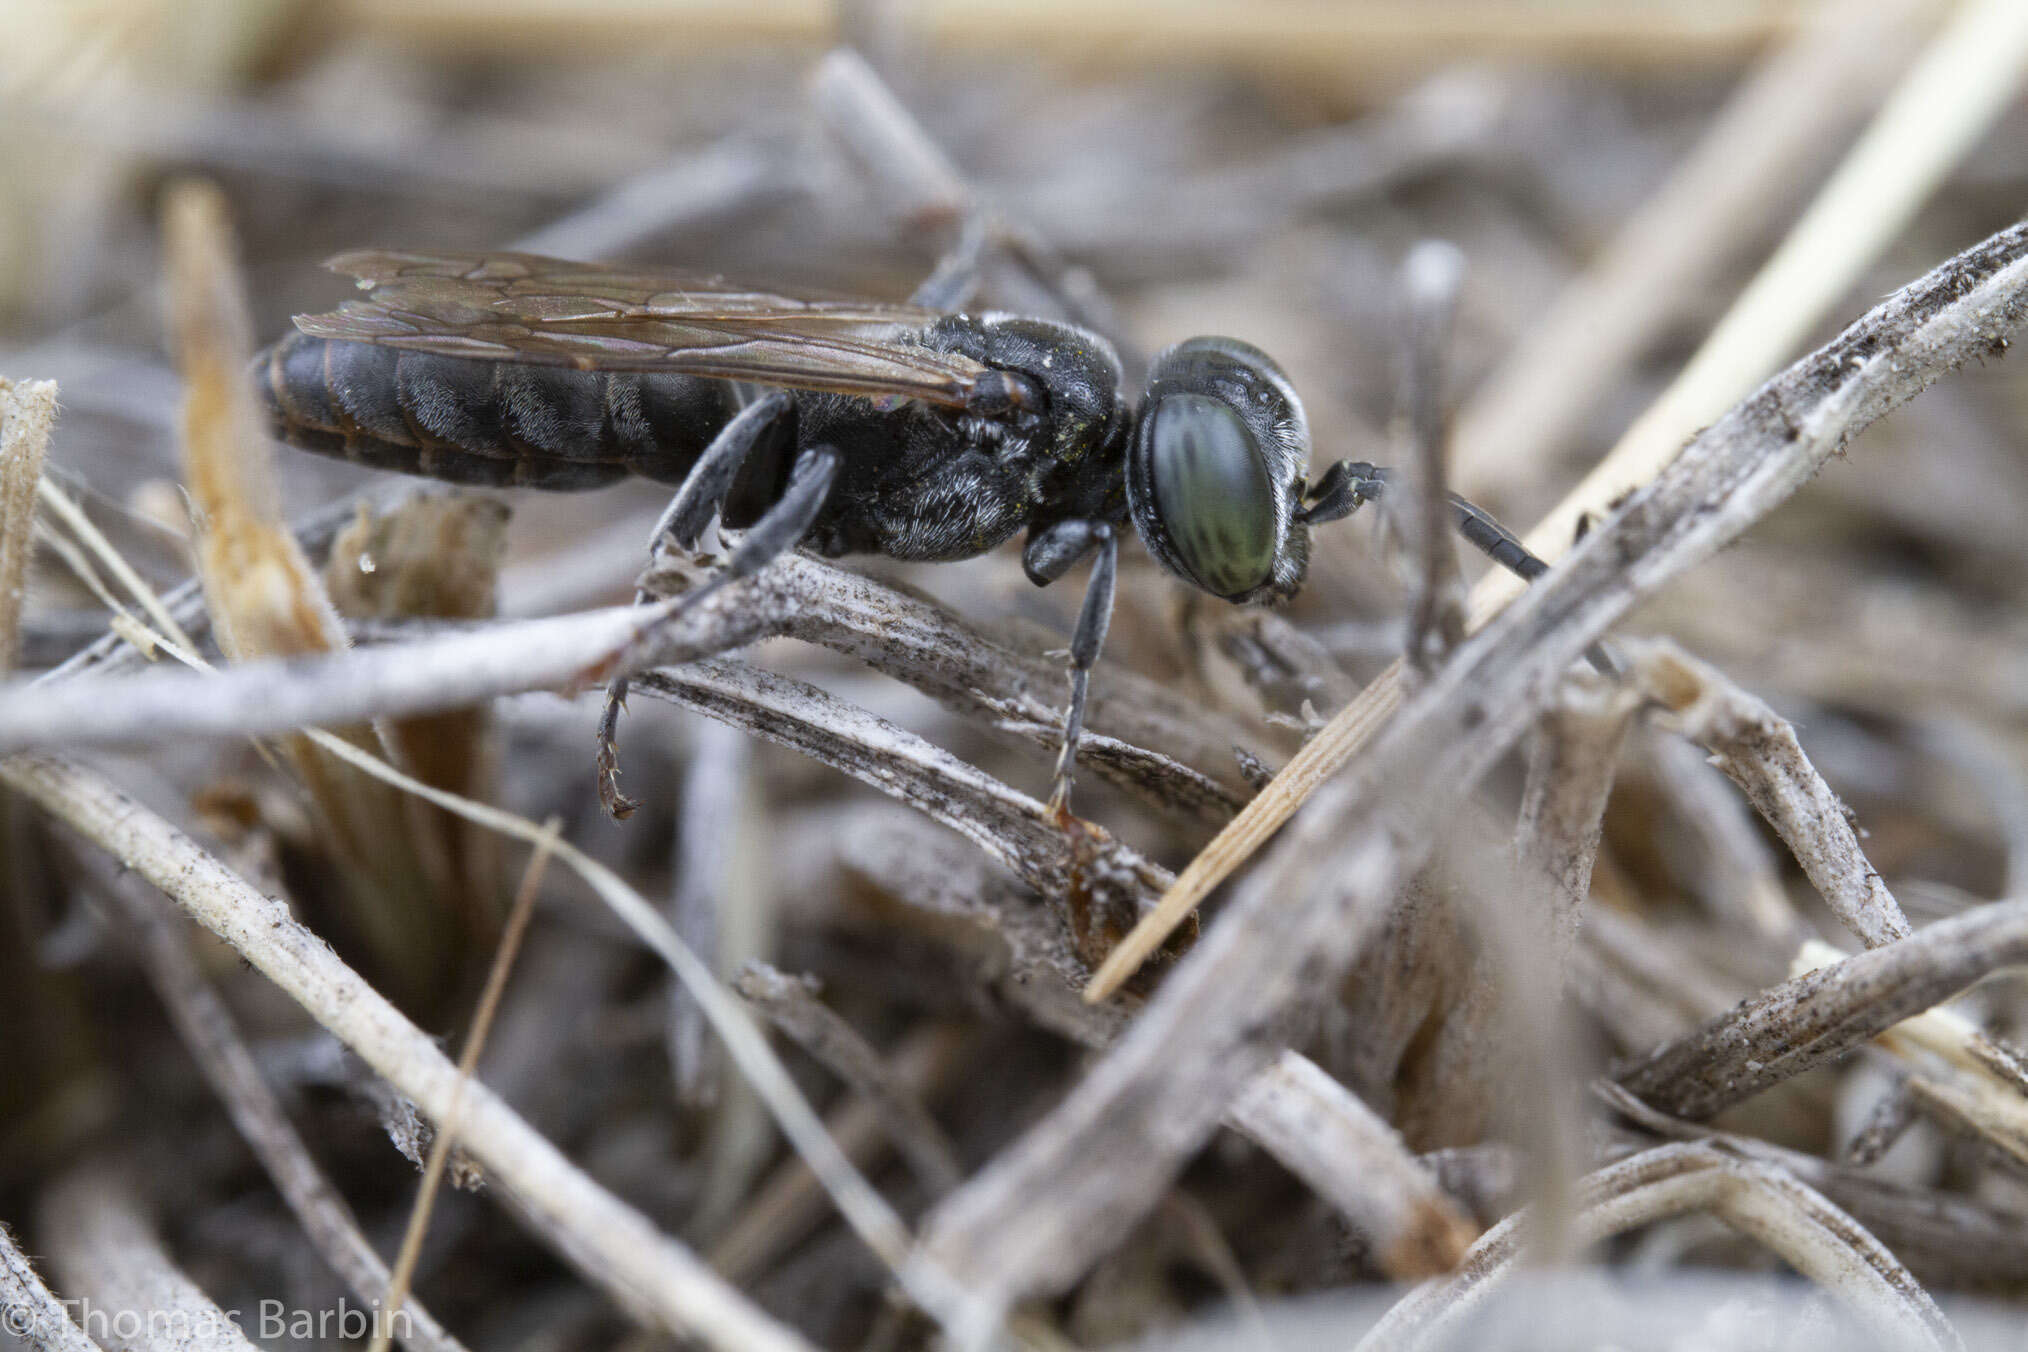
<box><xmin>1127</xmin><ymin>337</ymin><xmax>1314</xmax><ymax>604</ymax></box>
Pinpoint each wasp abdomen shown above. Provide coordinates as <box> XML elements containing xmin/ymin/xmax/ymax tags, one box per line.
<box><xmin>255</xmin><ymin>334</ymin><xmax>739</xmax><ymax>491</ymax></box>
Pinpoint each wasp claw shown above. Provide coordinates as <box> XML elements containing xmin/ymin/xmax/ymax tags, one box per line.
<box><xmin>596</xmin><ymin>678</ymin><xmax>640</xmax><ymax>820</ymax></box>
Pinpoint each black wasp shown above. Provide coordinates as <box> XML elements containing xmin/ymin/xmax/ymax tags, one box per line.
<box><xmin>255</xmin><ymin>249</ymin><xmax>1558</xmax><ymax>818</ymax></box>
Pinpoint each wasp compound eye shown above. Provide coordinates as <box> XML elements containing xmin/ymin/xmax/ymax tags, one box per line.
<box><xmin>1140</xmin><ymin>393</ymin><xmax>1277</xmax><ymax>598</ymax></box>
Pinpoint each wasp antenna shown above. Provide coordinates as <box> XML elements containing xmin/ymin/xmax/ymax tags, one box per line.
<box><xmin>1297</xmin><ymin>459</ymin><xmax>1379</xmax><ymax>525</ymax></box>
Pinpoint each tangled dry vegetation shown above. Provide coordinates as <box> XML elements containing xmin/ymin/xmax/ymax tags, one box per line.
<box><xmin>7</xmin><ymin>3</ymin><xmax>2028</xmax><ymax>1349</ymax></box>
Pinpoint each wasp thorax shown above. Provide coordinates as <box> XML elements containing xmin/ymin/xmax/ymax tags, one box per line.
<box><xmin>1144</xmin><ymin>394</ymin><xmax>1277</xmax><ymax>597</ymax></box>
<box><xmin>1129</xmin><ymin>336</ymin><xmax>1313</xmax><ymax>603</ymax></box>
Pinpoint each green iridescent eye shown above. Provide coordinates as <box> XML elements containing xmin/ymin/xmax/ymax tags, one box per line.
<box><xmin>1147</xmin><ymin>393</ymin><xmax>1277</xmax><ymax>597</ymax></box>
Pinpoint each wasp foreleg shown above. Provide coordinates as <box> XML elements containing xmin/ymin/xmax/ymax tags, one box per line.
<box><xmin>1023</xmin><ymin>519</ymin><xmax>1118</xmax><ymax>822</ymax></box>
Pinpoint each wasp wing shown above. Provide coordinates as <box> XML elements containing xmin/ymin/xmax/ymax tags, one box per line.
<box><xmin>291</xmin><ymin>249</ymin><xmax>988</xmax><ymax>408</ymax></box>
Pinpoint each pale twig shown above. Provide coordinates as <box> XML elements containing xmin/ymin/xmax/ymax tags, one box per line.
<box><xmin>508</xmin><ymin>133</ymin><xmax>793</xmax><ymax>260</ymax></box>
<box><xmin>1635</xmin><ymin>725</ymin><xmax>1803</xmax><ymax>946</ymax></box>
<box><xmin>1515</xmin><ymin>679</ymin><xmax>1634</xmax><ymax>967</ymax></box>
<box><xmin>0</xmin><ymin>378</ymin><xmax>58</xmax><ymax>675</ymax></box>
<box><xmin>1089</xmin><ymin>214</ymin><xmax>2028</xmax><ymax>998</ymax></box>
<box><xmin>809</xmin><ymin>47</ymin><xmax>1130</xmax><ymax>353</ymax></box>
<box><xmin>34</xmin><ymin>478</ymin><xmax>197</xmax><ymax>661</ymax></box>
<box><xmin>736</xmin><ymin>963</ymin><xmax>966</xmax><ymax>1196</ymax></box>
<box><xmin>5</xmin><ymin>534</ymin><xmax>969</xmax><ymax>1339</ymax></box>
<box><xmin>1449</xmin><ymin>0</ymin><xmax>1928</xmax><ymax>500</ymax></box>
<box><xmin>0</xmin><ymin>1219</ymin><xmax>101</xmax><ymax>1352</ymax></box>
<box><xmin>39</xmin><ymin>1167</ymin><xmax>262</xmax><ymax>1352</ymax></box>
<box><xmin>707</xmin><ymin>1025</ymin><xmax>972</xmax><ymax>1285</ymax></box>
<box><xmin>0</xmin><ymin>548</ymin><xmax>1265</xmax><ymax>821</ymax></box>
<box><xmin>1391</xmin><ymin>240</ymin><xmax>1469</xmax><ymax>675</ymax></box>
<box><xmin>1353</xmin><ymin>1141</ymin><xmax>1960</xmax><ymax>1352</ymax></box>
<box><xmin>84</xmin><ymin>858</ymin><xmax>466</xmax><ymax>1352</ymax></box>
<box><xmin>331</xmin><ymin>1</ymin><xmax>1898</xmax><ymax>77</ymax></box>
<box><xmin>1618</xmin><ymin>898</ymin><xmax>2028</xmax><ymax>1120</ymax></box>
<box><xmin>840</xmin><ymin>810</ymin><xmax>1475</xmax><ymax>1279</ymax></box>
<box><xmin>2</xmin><ymin>754</ymin><xmax>818</xmax><ymax>1352</ymax></box>
<box><xmin>1598</xmin><ymin>1079</ymin><xmax>2028</xmax><ymax>1290</ymax></box>
<box><xmin>1792</xmin><ymin>938</ymin><xmax>2028</xmax><ymax>1165</ymax></box>
<box><xmin>809</xmin><ymin>48</ymin><xmax>967</xmax><ymax>229</ymax></box>
<box><xmin>1228</xmin><ymin>1052</ymin><xmax>1478</xmax><ymax>1279</ymax></box>
<box><xmin>0</xmin><ymin>600</ymin><xmax>689</xmax><ymax>748</ymax></box>
<box><xmin>668</xmin><ymin>719</ymin><xmax>748</xmax><ymax>1108</ymax></box>
<box><xmin>369</xmin><ymin>822</ymin><xmax>561</xmax><ymax>1352</ymax></box>
<box><xmin>634</xmin><ymin>658</ymin><xmax>1170</xmax><ymax>912</ymax></box>
<box><xmin>1474</xmin><ymin>0</ymin><xmax>2028</xmax><ymax>616</ymax></box>
<box><xmin>1627</xmin><ymin>638</ymin><xmax>1912</xmax><ymax>948</ymax></box>
<box><xmin>1099</xmin><ymin>3</ymin><xmax>2028</xmax><ymax>987</ymax></box>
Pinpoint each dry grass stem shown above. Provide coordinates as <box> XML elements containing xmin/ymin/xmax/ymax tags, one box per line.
<box><xmin>736</xmin><ymin>963</ymin><xmax>967</xmax><ymax>1196</ymax></box>
<box><xmin>1598</xmin><ymin>1080</ymin><xmax>2028</xmax><ymax>1288</ymax></box>
<box><xmin>247</xmin><ymin>715</ymin><xmax>954</xmax><ymax>1323</ymax></box>
<box><xmin>0</xmin><ymin>379</ymin><xmax>58</xmax><ymax>675</ymax></box>
<box><xmin>328</xmin><ymin>1</ymin><xmax>1911</xmax><ymax>77</ymax></box>
<box><xmin>163</xmin><ymin>180</ymin><xmax>340</xmax><ymax>664</ymax></box>
<box><xmin>15</xmin><ymin>504</ymin><xmax>942</xmax><ymax>1334</ymax></box>
<box><xmin>1791</xmin><ymin>939</ymin><xmax>2028</xmax><ymax>1164</ymax></box>
<box><xmin>842</xmin><ymin>811</ymin><xmax>1474</xmax><ymax>1273</ymax></box>
<box><xmin>85</xmin><ymin>858</ymin><xmax>466</xmax><ymax>1352</ymax></box>
<box><xmin>810</xmin><ymin>50</ymin><xmax>968</xmax><ymax>229</ymax></box>
<box><xmin>1392</xmin><ymin>240</ymin><xmax>1468</xmax><ymax>674</ymax></box>
<box><xmin>1229</xmin><ymin>1052</ymin><xmax>1478</xmax><ymax>1280</ymax></box>
<box><xmin>369</xmin><ymin>823</ymin><xmax>560</xmax><ymax>1352</ymax></box>
<box><xmin>636</xmin><ymin>659</ymin><xmax>1169</xmax><ymax>916</ymax></box>
<box><xmin>0</xmin><ymin>547</ymin><xmax>1260</xmax><ymax>824</ymax></box>
<box><xmin>1619</xmin><ymin>898</ymin><xmax>2028</xmax><ymax>1120</ymax></box>
<box><xmin>1448</xmin><ymin>0</ymin><xmax>1928</xmax><ymax>500</ymax></box>
<box><xmin>1628</xmin><ymin>638</ymin><xmax>1913</xmax><ymax>948</ymax></box>
<box><xmin>1</xmin><ymin>754</ymin><xmax>819</xmax><ymax>1352</ymax></box>
<box><xmin>668</xmin><ymin>718</ymin><xmax>749</xmax><ymax>1108</ymax></box>
<box><xmin>1476</xmin><ymin>0</ymin><xmax>2028</xmax><ymax>613</ymax></box>
<box><xmin>653</xmin><ymin>549</ymin><xmax>1263</xmax><ymax>810</ymax></box>
<box><xmin>165</xmin><ymin>177</ymin><xmax>457</xmax><ymax>991</ymax></box>
<box><xmin>1516</xmin><ymin>680</ymin><xmax>1634</xmax><ymax>966</ymax></box>
<box><xmin>0</xmin><ymin>600</ymin><xmax>659</xmax><ymax>748</ymax></box>
<box><xmin>1354</xmin><ymin>1141</ymin><xmax>1961</xmax><ymax>1352</ymax></box>
<box><xmin>39</xmin><ymin>1167</ymin><xmax>262</xmax><ymax>1352</ymax></box>
<box><xmin>33</xmin><ymin>484</ymin><xmax>405</xmax><ymax>685</ymax></box>
<box><xmin>32</xmin><ymin>478</ymin><xmax>198</xmax><ymax>660</ymax></box>
<box><xmin>1634</xmin><ymin>727</ymin><xmax>1803</xmax><ymax>945</ymax></box>
<box><xmin>706</xmin><ymin>1025</ymin><xmax>973</xmax><ymax>1284</ymax></box>
<box><xmin>0</xmin><ymin>1219</ymin><xmax>100</xmax><ymax>1352</ymax></box>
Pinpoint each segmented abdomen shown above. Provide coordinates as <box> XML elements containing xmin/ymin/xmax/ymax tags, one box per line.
<box><xmin>254</xmin><ymin>333</ymin><xmax>741</xmax><ymax>491</ymax></box>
